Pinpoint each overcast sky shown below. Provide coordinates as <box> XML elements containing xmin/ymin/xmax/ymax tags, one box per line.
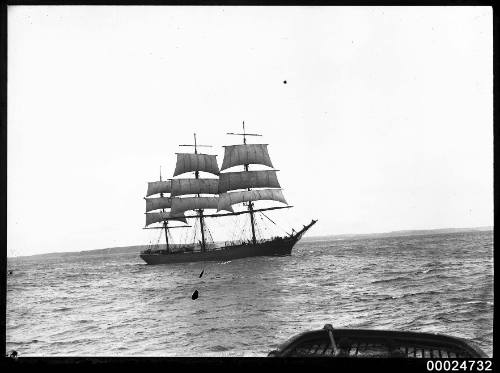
<box><xmin>8</xmin><ymin>6</ymin><xmax>492</xmax><ymax>256</ymax></box>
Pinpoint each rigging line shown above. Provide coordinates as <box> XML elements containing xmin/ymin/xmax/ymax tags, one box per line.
<box><xmin>206</xmin><ymin>225</ymin><xmax>215</xmax><ymax>245</ymax></box>
<box><xmin>254</xmin><ymin>214</ymin><xmax>261</xmax><ymax>240</ymax></box>
<box><xmin>149</xmin><ymin>228</ymin><xmax>160</xmax><ymax>251</ymax></box>
<box><xmin>156</xmin><ymin>228</ymin><xmax>162</xmax><ymax>246</ymax></box>
<box><xmin>260</xmin><ymin>211</ymin><xmax>277</xmax><ymax>226</ymax></box>
<box><xmin>237</xmin><ymin>214</ymin><xmax>244</xmax><ymax>241</ymax></box>
<box><xmin>258</xmin><ymin>213</ymin><xmax>269</xmax><ymax>236</ymax></box>
<box><xmin>192</xmin><ymin>218</ymin><xmax>199</xmax><ymax>248</ymax></box>
<box><xmin>198</xmin><ymin>215</ymin><xmax>209</xmax><ymax>279</ymax></box>
<box><xmin>260</xmin><ymin>210</ymin><xmax>291</xmax><ymax>235</ymax></box>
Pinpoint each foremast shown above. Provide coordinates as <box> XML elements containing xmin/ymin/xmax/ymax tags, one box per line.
<box><xmin>221</xmin><ymin>121</ymin><xmax>289</xmax><ymax>244</ymax></box>
<box><xmin>232</xmin><ymin>122</ymin><xmax>261</xmax><ymax>244</ymax></box>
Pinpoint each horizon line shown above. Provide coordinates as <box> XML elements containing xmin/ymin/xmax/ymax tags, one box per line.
<box><xmin>7</xmin><ymin>224</ymin><xmax>493</xmax><ymax>259</ymax></box>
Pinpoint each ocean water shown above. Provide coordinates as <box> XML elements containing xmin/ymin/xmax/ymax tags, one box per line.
<box><xmin>7</xmin><ymin>231</ymin><xmax>493</xmax><ymax>357</ymax></box>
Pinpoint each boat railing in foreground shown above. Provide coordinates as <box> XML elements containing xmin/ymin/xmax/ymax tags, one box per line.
<box><xmin>268</xmin><ymin>324</ymin><xmax>488</xmax><ymax>358</ymax></box>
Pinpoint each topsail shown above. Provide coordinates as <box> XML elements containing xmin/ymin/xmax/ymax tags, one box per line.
<box><xmin>145</xmin><ymin>197</ymin><xmax>172</xmax><ymax>212</ymax></box>
<box><xmin>218</xmin><ymin>170</ymin><xmax>280</xmax><ymax>193</ymax></box>
<box><xmin>171</xmin><ymin>196</ymin><xmax>234</xmax><ymax>215</ymax></box>
<box><xmin>171</xmin><ymin>178</ymin><xmax>219</xmax><ymax>197</ymax></box>
<box><xmin>145</xmin><ymin>211</ymin><xmax>187</xmax><ymax>226</ymax></box>
<box><xmin>221</xmin><ymin>144</ymin><xmax>274</xmax><ymax>171</ymax></box>
<box><xmin>217</xmin><ymin>189</ymin><xmax>287</xmax><ymax>211</ymax></box>
<box><xmin>173</xmin><ymin>153</ymin><xmax>220</xmax><ymax>177</ymax></box>
<box><xmin>145</xmin><ymin>174</ymin><xmax>186</xmax><ymax>228</ymax></box>
<box><xmin>146</xmin><ymin>180</ymin><xmax>172</xmax><ymax>197</ymax></box>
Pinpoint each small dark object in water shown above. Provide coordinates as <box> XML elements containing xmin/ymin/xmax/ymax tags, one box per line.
<box><xmin>9</xmin><ymin>271</ymin><xmax>13</xmax><ymax>275</ymax></box>
<box><xmin>199</xmin><ymin>269</ymin><xmax>204</xmax><ymax>278</ymax></box>
<box><xmin>283</xmin><ymin>80</ymin><xmax>287</xmax><ymax>84</ymax></box>
<box><xmin>268</xmin><ymin>324</ymin><xmax>488</xmax><ymax>358</ymax></box>
<box><xmin>191</xmin><ymin>290</ymin><xmax>199</xmax><ymax>300</ymax></box>
<box><xmin>9</xmin><ymin>350</ymin><xmax>18</xmax><ymax>359</ymax></box>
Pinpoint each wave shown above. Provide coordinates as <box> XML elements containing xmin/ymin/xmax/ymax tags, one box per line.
<box><xmin>420</xmin><ymin>268</ymin><xmax>439</xmax><ymax>274</ymax></box>
<box><xmin>209</xmin><ymin>345</ymin><xmax>230</xmax><ymax>352</ymax></box>
<box><xmin>6</xmin><ymin>231</ymin><xmax>492</xmax><ymax>356</ymax></box>
<box><xmin>378</xmin><ymin>290</ymin><xmax>443</xmax><ymax>300</ymax></box>
<box><xmin>371</xmin><ymin>276</ymin><xmax>412</xmax><ymax>284</ymax></box>
<box><xmin>462</xmin><ymin>300</ymin><xmax>493</xmax><ymax>306</ymax></box>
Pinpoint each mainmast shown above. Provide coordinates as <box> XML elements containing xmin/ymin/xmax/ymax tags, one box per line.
<box><xmin>178</xmin><ymin>133</ymin><xmax>212</xmax><ymax>253</ymax></box>
<box><xmin>159</xmin><ymin>166</ymin><xmax>170</xmax><ymax>253</ymax></box>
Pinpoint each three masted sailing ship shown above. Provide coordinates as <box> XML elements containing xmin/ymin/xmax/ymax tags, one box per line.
<box><xmin>140</xmin><ymin>124</ymin><xmax>317</xmax><ymax>265</ymax></box>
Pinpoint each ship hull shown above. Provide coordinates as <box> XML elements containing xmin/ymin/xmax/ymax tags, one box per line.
<box><xmin>140</xmin><ymin>237</ymin><xmax>298</xmax><ymax>265</ymax></box>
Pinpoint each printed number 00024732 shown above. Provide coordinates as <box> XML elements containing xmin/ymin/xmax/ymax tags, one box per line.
<box><xmin>426</xmin><ymin>360</ymin><xmax>492</xmax><ymax>372</ymax></box>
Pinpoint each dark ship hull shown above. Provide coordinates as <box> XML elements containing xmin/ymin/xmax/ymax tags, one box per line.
<box><xmin>140</xmin><ymin>219</ymin><xmax>316</xmax><ymax>265</ymax></box>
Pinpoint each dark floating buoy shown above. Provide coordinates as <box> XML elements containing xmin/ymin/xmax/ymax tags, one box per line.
<box><xmin>9</xmin><ymin>270</ymin><xmax>13</xmax><ymax>275</ymax></box>
<box><xmin>199</xmin><ymin>269</ymin><xmax>204</xmax><ymax>278</ymax></box>
<box><xmin>191</xmin><ymin>289</ymin><xmax>199</xmax><ymax>300</ymax></box>
<box><xmin>9</xmin><ymin>350</ymin><xmax>18</xmax><ymax>359</ymax></box>
<box><xmin>283</xmin><ymin>80</ymin><xmax>287</xmax><ymax>84</ymax></box>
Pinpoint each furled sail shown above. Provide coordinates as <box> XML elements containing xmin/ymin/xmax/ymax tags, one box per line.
<box><xmin>145</xmin><ymin>197</ymin><xmax>172</xmax><ymax>212</ymax></box>
<box><xmin>146</xmin><ymin>180</ymin><xmax>172</xmax><ymax>197</ymax></box>
<box><xmin>218</xmin><ymin>170</ymin><xmax>281</xmax><ymax>193</ymax></box>
<box><xmin>221</xmin><ymin>144</ymin><xmax>274</xmax><ymax>171</ymax></box>
<box><xmin>171</xmin><ymin>178</ymin><xmax>219</xmax><ymax>197</ymax></box>
<box><xmin>145</xmin><ymin>211</ymin><xmax>187</xmax><ymax>226</ymax></box>
<box><xmin>171</xmin><ymin>197</ymin><xmax>234</xmax><ymax>215</ymax></box>
<box><xmin>173</xmin><ymin>153</ymin><xmax>220</xmax><ymax>177</ymax></box>
<box><xmin>217</xmin><ymin>189</ymin><xmax>287</xmax><ymax>211</ymax></box>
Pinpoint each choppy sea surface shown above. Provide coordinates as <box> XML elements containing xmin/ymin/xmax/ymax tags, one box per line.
<box><xmin>7</xmin><ymin>231</ymin><xmax>493</xmax><ymax>357</ymax></box>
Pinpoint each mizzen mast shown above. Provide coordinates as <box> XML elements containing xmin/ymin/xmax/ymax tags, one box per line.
<box><xmin>144</xmin><ymin>169</ymin><xmax>190</xmax><ymax>250</ymax></box>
